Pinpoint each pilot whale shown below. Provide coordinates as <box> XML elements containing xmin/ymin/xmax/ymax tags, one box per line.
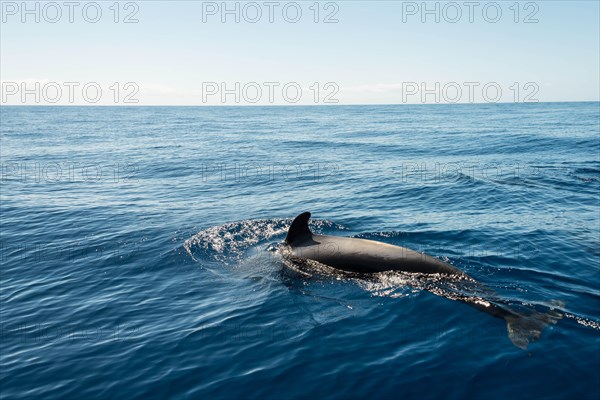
<box><xmin>283</xmin><ymin>212</ymin><xmax>563</xmax><ymax>349</ymax></box>
<box><xmin>285</xmin><ymin>212</ymin><xmax>465</xmax><ymax>275</ymax></box>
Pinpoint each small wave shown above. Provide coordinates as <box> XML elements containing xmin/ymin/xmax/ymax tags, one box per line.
<box><xmin>357</xmin><ymin>270</ymin><xmax>484</xmax><ymax>302</ymax></box>
<box><xmin>565</xmin><ymin>313</ymin><xmax>600</xmax><ymax>330</ymax></box>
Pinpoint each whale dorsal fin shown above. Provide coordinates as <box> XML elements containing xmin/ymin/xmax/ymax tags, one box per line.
<box><xmin>285</xmin><ymin>212</ymin><xmax>312</xmax><ymax>244</ymax></box>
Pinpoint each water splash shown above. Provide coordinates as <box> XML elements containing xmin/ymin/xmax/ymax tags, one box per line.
<box><xmin>183</xmin><ymin>217</ymin><xmax>345</xmax><ymax>264</ymax></box>
<box><xmin>565</xmin><ymin>313</ymin><xmax>600</xmax><ymax>330</ymax></box>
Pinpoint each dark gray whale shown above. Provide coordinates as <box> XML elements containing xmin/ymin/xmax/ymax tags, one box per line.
<box><xmin>284</xmin><ymin>212</ymin><xmax>563</xmax><ymax>349</ymax></box>
<box><xmin>285</xmin><ymin>211</ymin><xmax>464</xmax><ymax>275</ymax></box>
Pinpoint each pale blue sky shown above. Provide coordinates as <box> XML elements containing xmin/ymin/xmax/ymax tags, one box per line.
<box><xmin>1</xmin><ymin>1</ymin><xmax>599</xmax><ymax>104</ymax></box>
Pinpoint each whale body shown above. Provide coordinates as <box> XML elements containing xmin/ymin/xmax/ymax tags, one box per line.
<box><xmin>283</xmin><ymin>212</ymin><xmax>563</xmax><ymax>349</ymax></box>
<box><xmin>285</xmin><ymin>211</ymin><xmax>465</xmax><ymax>275</ymax></box>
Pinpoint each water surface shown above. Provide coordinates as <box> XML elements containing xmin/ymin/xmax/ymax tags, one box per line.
<box><xmin>1</xmin><ymin>103</ymin><xmax>599</xmax><ymax>399</ymax></box>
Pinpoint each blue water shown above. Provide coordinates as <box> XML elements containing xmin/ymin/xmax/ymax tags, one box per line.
<box><xmin>1</xmin><ymin>103</ymin><xmax>599</xmax><ymax>399</ymax></box>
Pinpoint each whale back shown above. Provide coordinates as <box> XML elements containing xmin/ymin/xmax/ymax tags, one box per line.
<box><xmin>284</xmin><ymin>212</ymin><xmax>464</xmax><ymax>275</ymax></box>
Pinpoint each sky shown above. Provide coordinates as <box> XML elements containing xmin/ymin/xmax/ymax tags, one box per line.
<box><xmin>1</xmin><ymin>0</ymin><xmax>599</xmax><ymax>105</ymax></box>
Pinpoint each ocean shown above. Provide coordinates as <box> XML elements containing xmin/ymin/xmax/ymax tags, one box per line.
<box><xmin>1</xmin><ymin>103</ymin><xmax>599</xmax><ymax>399</ymax></box>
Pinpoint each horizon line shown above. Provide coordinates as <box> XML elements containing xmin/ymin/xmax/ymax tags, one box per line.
<box><xmin>1</xmin><ymin>100</ymin><xmax>599</xmax><ymax>108</ymax></box>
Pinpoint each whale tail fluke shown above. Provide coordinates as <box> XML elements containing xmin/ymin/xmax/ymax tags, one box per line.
<box><xmin>505</xmin><ymin>303</ymin><xmax>564</xmax><ymax>349</ymax></box>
